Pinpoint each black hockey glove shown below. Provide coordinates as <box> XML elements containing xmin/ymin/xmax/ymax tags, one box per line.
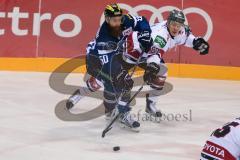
<box><xmin>137</xmin><ymin>30</ymin><xmax>153</xmax><ymax>53</ymax></box>
<box><xmin>193</xmin><ymin>37</ymin><xmax>209</xmax><ymax>55</ymax></box>
<box><xmin>143</xmin><ymin>62</ymin><xmax>160</xmax><ymax>84</ymax></box>
<box><xmin>86</xmin><ymin>54</ymin><xmax>103</xmax><ymax>78</ymax></box>
<box><xmin>113</xmin><ymin>70</ymin><xmax>134</xmax><ymax>91</ymax></box>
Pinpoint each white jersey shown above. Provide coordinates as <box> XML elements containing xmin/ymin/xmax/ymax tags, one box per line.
<box><xmin>122</xmin><ymin>20</ymin><xmax>196</xmax><ymax>64</ymax></box>
<box><xmin>201</xmin><ymin>118</ymin><xmax>240</xmax><ymax>160</ymax></box>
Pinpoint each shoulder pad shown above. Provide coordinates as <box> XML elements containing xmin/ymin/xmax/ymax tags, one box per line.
<box><xmin>125</xmin><ymin>14</ymin><xmax>133</xmax><ymax>20</ymax></box>
<box><xmin>122</xmin><ymin>14</ymin><xmax>135</xmax><ymax>27</ymax></box>
<box><xmin>122</xmin><ymin>14</ymin><xmax>133</xmax><ymax>23</ymax></box>
<box><xmin>96</xmin><ymin>22</ymin><xmax>108</xmax><ymax>39</ymax></box>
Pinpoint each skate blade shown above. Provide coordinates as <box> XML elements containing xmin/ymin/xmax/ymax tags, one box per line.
<box><xmin>118</xmin><ymin>122</ymin><xmax>140</xmax><ymax>133</ymax></box>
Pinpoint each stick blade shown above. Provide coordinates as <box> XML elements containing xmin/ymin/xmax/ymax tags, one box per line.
<box><xmin>102</xmin><ymin>126</ymin><xmax>112</xmax><ymax>138</ymax></box>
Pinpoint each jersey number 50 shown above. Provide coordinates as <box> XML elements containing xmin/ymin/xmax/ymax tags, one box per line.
<box><xmin>99</xmin><ymin>55</ymin><xmax>109</xmax><ymax>64</ymax></box>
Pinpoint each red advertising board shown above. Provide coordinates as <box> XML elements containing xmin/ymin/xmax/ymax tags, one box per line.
<box><xmin>0</xmin><ymin>0</ymin><xmax>240</xmax><ymax>67</ymax></box>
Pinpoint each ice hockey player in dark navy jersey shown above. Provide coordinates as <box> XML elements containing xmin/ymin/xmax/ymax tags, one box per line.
<box><xmin>66</xmin><ymin>3</ymin><xmax>153</xmax><ymax>130</ymax></box>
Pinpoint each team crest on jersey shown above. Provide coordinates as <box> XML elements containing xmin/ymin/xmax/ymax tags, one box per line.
<box><xmin>122</xmin><ymin>27</ymin><xmax>132</xmax><ymax>36</ymax></box>
<box><xmin>154</xmin><ymin>35</ymin><xmax>167</xmax><ymax>48</ymax></box>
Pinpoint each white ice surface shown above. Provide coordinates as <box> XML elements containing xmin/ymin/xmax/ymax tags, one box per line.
<box><xmin>0</xmin><ymin>71</ymin><xmax>240</xmax><ymax>160</ymax></box>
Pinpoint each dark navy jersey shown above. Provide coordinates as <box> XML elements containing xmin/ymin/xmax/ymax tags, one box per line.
<box><xmin>86</xmin><ymin>14</ymin><xmax>151</xmax><ymax>89</ymax></box>
<box><xmin>87</xmin><ymin>14</ymin><xmax>151</xmax><ymax>55</ymax></box>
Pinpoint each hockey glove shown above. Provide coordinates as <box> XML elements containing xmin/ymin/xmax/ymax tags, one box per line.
<box><xmin>143</xmin><ymin>62</ymin><xmax>160</xmax><ymax>84</ymax></box>
<box><xmin>137</xmin><ymin>31</ymin><xmax>153</xmax><ymax>53</ymax></box>
<box><xmin>193</xmin><ymin>37</ymin><xmax>209</xmax><ymax>55</ymax></box>
<box><xmin>113</xmin><ymin>70</ymin><xmax>134</xmax><ymax>91</ymax></box>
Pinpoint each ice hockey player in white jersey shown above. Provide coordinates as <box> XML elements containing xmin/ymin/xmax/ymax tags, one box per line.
<box><xmin>121</xmin><ymin>9</ymin><xmax>210</xmax><ymax>117</ymax></box>
<box><xmin>200</xmin><ymin>118</ymin><xmax>240</xmax><ymax>160</ymax></box>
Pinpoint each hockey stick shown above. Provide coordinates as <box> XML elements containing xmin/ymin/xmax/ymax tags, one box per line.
<box><xmin>101</xmin><ymin>52</ymin><xmax>144</xmax><ymax>138</ymax></box>
<box><xmin>101</xmin><ymin>81</ymin><xmax>145</xmax><ymax>138</ymax></box>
